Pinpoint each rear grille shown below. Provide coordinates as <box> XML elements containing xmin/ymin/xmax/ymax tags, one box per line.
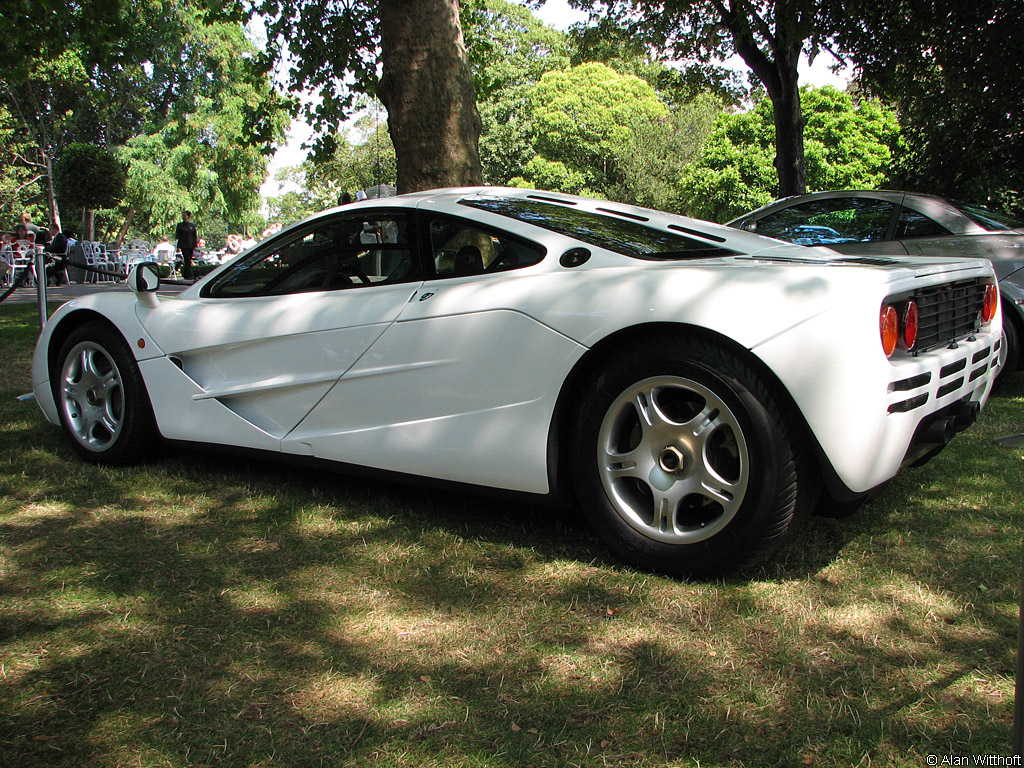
<box><xmin>911</xmin><ymin>278</ymin><xmax>988</xmax><ymax>354</ymax></box>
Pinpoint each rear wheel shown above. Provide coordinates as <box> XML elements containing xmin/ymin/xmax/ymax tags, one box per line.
<box><xmin>54</xmin><ymin>322</ymin><xmax>157</xmax><ymax>464</ymax></box>
<box><xmin>997</xmin><ymin>308</ymin><xmax>1021</xmax><ymax>387</ymax></box>
<box><xmin>572</xmin><ymin>336</ymin><xmax>813</xmax><ymax>577</ymax></box>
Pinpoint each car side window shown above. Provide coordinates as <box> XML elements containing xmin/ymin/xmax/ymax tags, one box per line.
<box><xmin>895</xmin><ymin>207</ymin><xmax>951</xmax><ymax>239</ymax></box>
<box><xmin>426</xmin><ymin>216</ymin><xmax>545</xmax><ymax>278</ymax></box>
<box><xmin>205</xmin><ymin>213</ymin><xmax>415</xmax><ymax>297</ymax></box>
<box><xmin>753</xmin><ymin>198</ymin><xmax>897</xmax><ymax>245</ymax></box>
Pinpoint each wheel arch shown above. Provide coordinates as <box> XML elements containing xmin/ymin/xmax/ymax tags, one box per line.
<box><xmin>546</xmin><ymin>321</ymin><xmax>831</xmax><ymax>502</ymax></box>
<box><xmin>1002</xmin><ymin>301</ymin><xmax>1024</xmax><ymax>372</ymax></box>
<box><xmin>45</xmin><ymin>309</ymin><xmax>125</xmax><ymax>383</ymax></box>
<box><xmin>46</xmin><ymin>309</ymin><xmax>161</xmax><ymax>463</ymax></box>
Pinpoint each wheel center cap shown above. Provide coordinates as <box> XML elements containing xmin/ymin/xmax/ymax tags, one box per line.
<box><xmin>658</xmin><ymin>445</ymin><xmax>685</xmax><ymax>474</ymax></box>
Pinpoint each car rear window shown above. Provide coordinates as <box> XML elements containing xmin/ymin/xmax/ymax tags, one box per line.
<box><xmin>954</xmin><ymin>201</ymin><xmax>1023</xmax><ymax>231</ymax></box>
<box><xmin>460</xmin><ymin>195</ymin><xmax>738</xmax><ymax>260</ymax></box>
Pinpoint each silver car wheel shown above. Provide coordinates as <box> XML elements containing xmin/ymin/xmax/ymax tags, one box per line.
<box><xmin>59</xmin><ymin>340</ymin><xmax>126</xmax><ymax>453</ymax></box>
<box><xmin>596</xmin><ymin>375</ymin><xmax>750</xmax><ymax>545</ymax></box>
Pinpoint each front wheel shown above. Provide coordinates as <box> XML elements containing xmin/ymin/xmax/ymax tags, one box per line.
<box><xmin>571</xmin><ymin>337</ymin><xmax>814</xmax><ymax>578</ymax></box>
<box><xmin>54</xmin><ymin>322</ymin><xmax>157</xmax><ymax>465</ymax></box>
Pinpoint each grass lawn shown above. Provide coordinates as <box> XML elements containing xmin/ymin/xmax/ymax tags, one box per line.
<box><xmin>2</xmin><ymin>301</ymin><xmax>1023</xmax><ymax>767</ymax></box>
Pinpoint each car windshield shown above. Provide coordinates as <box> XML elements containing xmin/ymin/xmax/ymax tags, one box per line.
<box><xmin>954</xmin><ymin>201</ymin><xmax>1023</xmax><ymax>231</ymax></box>
<box><xmin>460</xmin><ymin>195</ymin><xmax>738</xmax><ymax>260</ymax></box>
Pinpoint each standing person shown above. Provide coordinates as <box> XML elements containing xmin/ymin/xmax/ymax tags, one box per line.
<box><xmin>174</xmin><ymin>210</ymin><xmax>198</xmax><ymax>281</ymax></box>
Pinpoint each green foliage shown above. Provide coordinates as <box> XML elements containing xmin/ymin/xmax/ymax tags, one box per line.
<box><xmin>510</xmin><ymin>62</ymin><xmax>670</xmax><ymax>197</ymax></box>
<box><xmin>115</xmin><ymin>21</ymin><xmax>286</xmax><ymax>238</ymax></box>
<box><xmin>679</xmin><ymin>86</ymin><xmax>900</xmax><ymax>222</ymax></box>
<box><xmin>1</xmin><ymin>1</ymin><xmax>286</xmax><ymax>240</ymax></box>
<box><xmin>572</xmin><ymin>0</ymin><xmax>829</xmax><ymax>195</ymax></box>
<box><xmin>252</xmin><ymin>0</ymin><xmax>380</xmax><ymax>152</ymax></box>
<box><xmin>264</xmin><ymin>114</ymin><xmax>397</xmax><ymax>226</ymax></box>
<box><xmin>53</xmin><ymin>143</ymin><xmax>127</xmax><ymax>211</ymax></box>
<box><xmin>0</xmin><ymin>103</ymin><xmax>43</xmax><ymax>223</ymax></box>
<box><xmin>613</xmin><ymin>94</ymin><xmax>722</xmax><ymax>210</ymax></box>
<box><xmin>462</xmin><ymin>0</ymin><xmax>571</xmax><ymax>99</ymax></box>
<box><xmin>826</xmin><ymin>0</ymin><xmax>1024</xmax><ymax>215</ymax></box>
<box><xmin>469</xmin><ymin>1</ymin><xmax>572</xmax><ymax>188</ymax></box>
<box><xmin>566</xmin><ymin>18</ymin><xmax>748</xmax><ymax>107</ymax></box>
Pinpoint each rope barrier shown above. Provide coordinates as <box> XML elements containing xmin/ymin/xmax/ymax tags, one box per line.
<box><xmin>0</xmin><ymin>259</ymin><xmax>35</xmax><ymax>303</ymax></box>
<box><xmin>0</xmin><ymin>256</ymin><xmax>194</xmax><ymax>306</ymax></box>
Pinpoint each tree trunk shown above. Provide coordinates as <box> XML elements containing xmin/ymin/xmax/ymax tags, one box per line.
<box><xmin>765</xmin><ymin>63</ymin><xmax>807</xmax><ymax>197</ymax></box>
<box><xmin>724</xmin><ymin>0</ymin><xmax>808</xmax><ymax>198</ymax></box>
<box><xmin>43</xmin><ymin>151</ymin><xmax>61</xmax><ymax>231</ymax></box>
<box><xmin>377</xmin><ymin>0</ymin><xmax>483</xmax><ymax>193</ymax></box>
<box><xmin>115</xmin><ymin>207</ymin><xmax>136</xmax><ymax>248</ymax></box>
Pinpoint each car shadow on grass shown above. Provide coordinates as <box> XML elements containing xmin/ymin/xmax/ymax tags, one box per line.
<box><xmin>2</xmin><ymin>378</ymin><xmax>1022</xmax><ymax>767</ymax></box>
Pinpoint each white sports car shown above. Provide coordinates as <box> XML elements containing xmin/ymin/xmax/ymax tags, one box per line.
<box><xmin>31</xmin><ymin>188</ymin><xmax>1003</xmax><ymax>576</ymax></box>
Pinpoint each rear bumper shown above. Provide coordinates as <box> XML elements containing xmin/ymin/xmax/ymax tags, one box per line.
<box><xmin>755</xmin><ymin>313</ymin><xmax>1001</xmax><ymax>497</ymax></box>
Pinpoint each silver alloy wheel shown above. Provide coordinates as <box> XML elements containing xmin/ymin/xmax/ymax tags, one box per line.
<box><xmin>59</xmin><ymin>340</ymin><xmax>126</xmax><ymax>453</ymax></box>
<box><xmin>596</xmin><ymin>375</ymin><xmax>749</xmax><ymax>544</ymax></box>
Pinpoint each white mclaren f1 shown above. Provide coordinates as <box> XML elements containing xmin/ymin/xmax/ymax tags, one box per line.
<box><xmin>31</xmin><ymin>188</ymin><xmax>1004</xmax><ymax>576</ymax></box>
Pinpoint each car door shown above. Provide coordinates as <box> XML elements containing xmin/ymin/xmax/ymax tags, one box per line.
<box><xmin>747</xmin><ymin>195</ymin><xmax>909</xmax><ymax>256</ymax></box>
<box><xmin>139</xmin><ymin>209</ymin><xmax>422</xmax><ymax>441</ymax></box>
<box><xmin>283</xmin><ymin>209</ymin><xmax>588</xmax><ymax>493</ymax></box>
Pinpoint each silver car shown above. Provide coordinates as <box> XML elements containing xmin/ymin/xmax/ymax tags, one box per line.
<box><xmin>729</xmin><ymin>190</ymin><xmax>1024</xmax><ymax>381</ymax></box>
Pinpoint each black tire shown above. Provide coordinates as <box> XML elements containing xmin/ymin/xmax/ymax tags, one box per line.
<box><xmin>997</xmin><ymin>308</ymin><xmax>1021</xmax><ymax>387</ymax></box>
<box><xmin>53</xmin><ymin>322</ymin><xmax>158</xmax><ymax>465</ymax></box>
<box><xmin>571</xmin><ymin>336</ymin><xmax>813</xmax><ymax>578</ymax></box>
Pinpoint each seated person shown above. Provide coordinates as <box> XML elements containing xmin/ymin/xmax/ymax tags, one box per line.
<box><xmin>43</xmin><ymin>229</ymin><xmax>70</xmax><ymax>285</ymax></box>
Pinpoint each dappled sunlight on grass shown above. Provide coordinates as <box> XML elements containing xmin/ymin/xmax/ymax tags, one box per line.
<box><xmin>2</xmin><ymin>302</ymin><xmax>1023</xmax><ymax>766</ymax></box>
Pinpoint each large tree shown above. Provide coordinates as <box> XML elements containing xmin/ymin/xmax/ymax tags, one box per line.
<box><xmin>509</xmin><ymin>62</ymin><xmax>671</xmax><ymax>197</ymax></box>
<box><xmin>825</xmin><ymin>0</ymin><xmax>1024</xmax><ymax>214</ymax></box>
<box><xmin>255</xmin><ymin>0</ymin><xmax>483</xmax><ymax>193</ymax></box>
<box><xmin>265</xmin><ymin>115</ymin><xmax>398</xmax><ymax>224</ymax></box>
<box><xmin>1</xmin><ymin>0</ymin><xmax>284</xmax><ymax>233</ymax></box>
<box><xmin>572</xmin><ymin>0</ymin><xmax>833</xmax><ymax>197</ymax></box>
<box><xmin>464</xmin><ymin>0</ymin><xmax>572</xmax><ymax>186</ymax></box>
<box><xmin>112</xmin><ymin>21</ymin><xmax>288</xmax><ymax>242</ymax></box>
<box><xmin>378</xmin><ymin>0</ymin><xmax>482</xmax><ymax>190</ymax></box>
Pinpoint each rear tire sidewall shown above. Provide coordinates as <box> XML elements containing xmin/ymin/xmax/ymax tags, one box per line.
<box><xmin>572</xmin><ymin>338</ymin><xmax>795</xmax><ymax>577</ymax></box>
<box><xmin>999</xmin><ymin>308</ymin><xmax>1021</xmax><ymax>382</ymax></box>
<box><xmin>53</xmin><ymin>322</ymin><xmax>156</xmax><ymax>465</ymax></box>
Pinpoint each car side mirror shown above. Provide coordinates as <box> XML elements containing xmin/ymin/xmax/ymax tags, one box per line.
<box><xmin>128</xmin><ymin>262</ymin><xmax>161</xmax><ymax>308</ymax></box>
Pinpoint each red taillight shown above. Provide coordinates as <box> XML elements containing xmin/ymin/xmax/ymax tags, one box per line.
<box><xmin>880</xmin><ymin>305</ymin><xmax>898</xmax><ymax>357</ymax></box>
<box><xmin>901</xmin><ymin>300</ymin><xmax>919</xmax><ymax>351</ymax></box>
<box><xmin>981</xmin><ymin>284</ymin><xmax>999</xmax><ymax>324</ymax></box>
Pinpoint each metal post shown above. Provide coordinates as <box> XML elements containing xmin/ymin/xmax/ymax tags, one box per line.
<box><xmin>35</xmin><ymin>248</ymin><xmax>47</xmax><ymax>329</ymax></box>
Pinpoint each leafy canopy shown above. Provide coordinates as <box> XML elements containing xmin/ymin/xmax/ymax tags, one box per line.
<box><xmin>825</xmin><ymin>0</ymin><xmax>1024</xmax><ymax>214</ymax></box>
<box><xmin>510</xmin><ymin>62</ymin><xmax>669</xmax><ymax>197</ymax></box>
<box><xmin>678</xmin><ymin>86</ymin><xmax>899</xmax><ymax>222</ymax></box>
<box><xmin>54</xmin><ymin>143</ymin><xmax>127</xmax><ymax>212</ymax></box>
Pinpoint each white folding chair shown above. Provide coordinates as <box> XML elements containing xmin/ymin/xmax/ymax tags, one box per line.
<box><xmin>11</xmin><ymin>239</ymin><xmax>36</xmax><ymax>286</ymax></box>
<box><xmin>0</xmin><ymin>246</ymin><xmax>14</xmax><ymax>287</ymax></box>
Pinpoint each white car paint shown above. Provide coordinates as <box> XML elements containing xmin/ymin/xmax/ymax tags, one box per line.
<box><xmin>33</xmin><ymin>187</ymin><xmax>1002</xmax><ymax>503</ymax></box>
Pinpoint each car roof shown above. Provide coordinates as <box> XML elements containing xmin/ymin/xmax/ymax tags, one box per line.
<box><xmin>727</xmin><ymin>189</ymin><xmax>987</xmax><ymax>235</ymax></box>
